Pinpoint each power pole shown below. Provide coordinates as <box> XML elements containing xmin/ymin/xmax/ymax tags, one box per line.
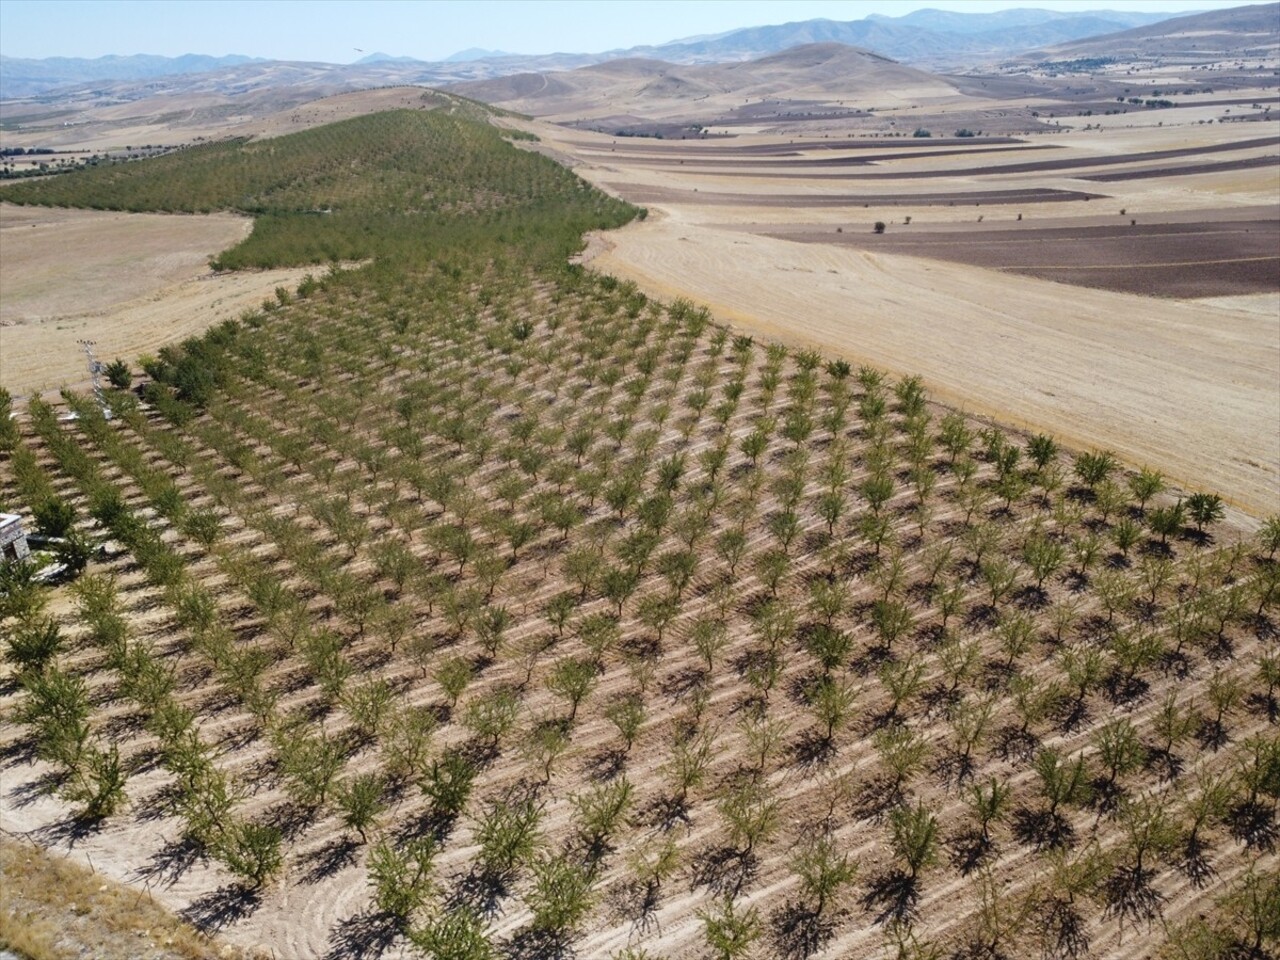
<box><xmin>77</xmin><ymin>338</ymin><xmax>112</xmax><ymax>420</ymax></box>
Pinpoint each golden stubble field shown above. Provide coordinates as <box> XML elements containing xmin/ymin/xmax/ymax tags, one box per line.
<box><xmin>528</xmin><ymin>106</ymin><xmax>1280</xmax><ymax>518</ymax></box>
<box><xmin>0</xmin><ymin>202</ymin><xmax>317</xmax><ymax>396</ymax></box>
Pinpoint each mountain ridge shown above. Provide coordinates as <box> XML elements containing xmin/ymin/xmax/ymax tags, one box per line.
<box><xmin>0</xmin><ymin>6</ymin><xmax>1213</xmax><ymax>97</ymax></box>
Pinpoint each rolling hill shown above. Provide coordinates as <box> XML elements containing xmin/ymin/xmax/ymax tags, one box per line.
<box><xmin>1029</xmin><ymin>1</ymin><xmax>1280</xmax><ymax>60</ymax></box>
<box><xmin>453</xmin><ymin>43</ymin><xmax>961</xmax><ymax>123</ymax></box>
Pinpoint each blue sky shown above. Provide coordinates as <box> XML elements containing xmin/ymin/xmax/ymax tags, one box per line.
<box><xmin>0</xmin><ymin>0</ymin><xmax>1266</xmax><ymax>62</ymax></box>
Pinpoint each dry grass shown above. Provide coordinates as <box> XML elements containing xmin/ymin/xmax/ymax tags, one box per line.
<box><xmin>0</xmin><ymin>835</ymin><xmax>261</xmax><ymax>960</ymax></box>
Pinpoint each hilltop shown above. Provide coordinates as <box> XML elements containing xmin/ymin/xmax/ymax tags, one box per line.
<box><xmin>454</xmin><ymin>43</ymin><xmax>960</xmax><ymax>124</ymax></box>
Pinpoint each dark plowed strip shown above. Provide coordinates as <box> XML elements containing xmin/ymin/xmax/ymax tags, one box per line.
<box><xmin>563</xmin><ymin>136</ymin><xmax>1030</xmax><ymax>157</ymax></box>
<box><xmin>730</xmin><ymin>136</ymin><xmax>1280</xmax><ymax>180</ymax></box>
<box><xmin>616</xmin><ymin>185</ymin><xmax>1105</xmax><ymax>206</ymax></box>
<box><xmin>771</xmin><ymin>218</ymin><xmax>1280</xmax><ymax>298</ymax></box>
<box><xmin>602</xmin><ymin>144</ymin><xmax>1062</xmax><ymax>168</ymax></box>
<box><xmin>1081</xmin><ymin>153</ymin><xmax>1279</xmax><ymax>181</ymax></box>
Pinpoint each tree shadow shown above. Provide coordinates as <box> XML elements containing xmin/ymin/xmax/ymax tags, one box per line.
<box><xmin>451</xmin><ymin>865</ymin><xmax>510</xmax><ymax>921</ymax></box>
<box><xmin>6</xmin><ymin>770</ymin><xmax>60</xmax><ymax>808</ymax></box>
<box><xmin>1014</xmin><ymin>585</ymin><xmax>1050</xmax><ymax>611</ymax></box>
<box><xmin>851</xmin><ymin>774</ymin><xmax>901</xmax><ymax>822</ymax></box>
<box><xmin>608</xmin><ymin>877</ymin><xmax>663</xmax><ymax>935</ymax></box>
<box><xmin>1103</xmin><ymin>672</ymin><xmax>1148</xmax><ymax>707</ymax></box>
<box><xmin>299</xmin><ymin>835</ymin><xmax>359</xmax><ymax>885</ymax></box>
<box><xmin>264</xmin><ymin>799</ymin><xmax>318</xmax><ymax>842</ymax></box>
<box><xmin>0</xmin><ymin>731</ymin><xmax>38</xmax><ymax>768</ymax></box>
<box><xmin>180</xmin><ymin>883</ymin><xmax>263</xmax><ymax>935</ymax></box>
<box><xmin>1102</xmin><ymin>865</ymin><xmax>1164</xmax><ymax>931</ymax></box>
<box><xmin>949</xmin><ymin>827</ymin><xmax>996</xmax><ymax>877</ymax></box>
<box><xmin>322</xmin><ymin>908</ymin><xmax>402</xmax><ymax>960</ymax></box>
<box><xmin>933</xmin><ymin>749</ymin><xmax>977</xmax><ymax>789</ymax></box>
<box><xmin>770</xmin><ymin>901</ymin><xmax>840</xmax><ymax>960</ymax></box>
<box><xmin>1179</xmin><ymin>833</ymin><xmax>1217</xmax><ymax>890</ymax></box>
<box><xmin>1247</xmin><ymin>690</ymin><xmax>1279</xmax><ymax>724</ymax></box>
<box><xmin>135</xmin><ymin>835</ymin><xmax>205</xmax><ymax>888</ymax></box>
<box><xmin>1041</xmin><ymin>895</ymin><xmax>1090</xmax><ymax>960</ymax></box>
<box><xmin>1196</xmin><ymin>717</ymin><xmax>1232</xmax><ymax>753</ymax></box>
<box><xmin>1144</xmin><ymin>747</ymin><xmax>1183</xmax><ymax>784</ymax></box>
<box><xmin>638</xmin><ymin>792</ymin><xmax>691</xmax><ymax>832</ymax></box>
<box><xmin>584</xmin><ymin>745</ymin><xmax>627</xmax><ymax>782</ymax></box>
<box><xmin>859</xmin><ymin>869</ymin><xmax>919</xmax><ymax>925</ymax></box>
<box><xmin>689</xmin><ymin>844</ymin><xmax>757</xmax><ymax>897</ymax></box>
<box><xmin>1056</xmin><ymin>696</ymin><xmax>1092</xmax><ymax>735</ymax></box>
<box><xmin>1011</xmin><ymin>806</ymin><xmax>1075</xmax><ymax>852</ymax></box>
<box><xmin>792</xmin><ymin>729</ymin><xmax>836</xmax><ymax>770</ymax></box>
<box><xmin>33</xmin><ymin>811</ymin><xmax>101</xmax><ymax>847</ymax></box>
<box><xmin>1228</xmin><ymin>799</ymin><xmax>1277</xmax><ymax>852</ymax></box>
<box><xmin>993</xmin><ymin>725</ymin><xmax>1040</xmax><ymax>764</ymax></box>
<box><xmin>505</xmin><ymin>928</ymin><xmax>576</xmax><ymax>960</ymax></box>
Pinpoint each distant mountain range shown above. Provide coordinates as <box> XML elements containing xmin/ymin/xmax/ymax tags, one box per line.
<box><xmin>0</xmin><ymin>6</ymin><xmax>1198</xmax><ymax>98</ymax></box>
<box><xmin>0</xmin><ymin>53</ymin><xmax>263</xmax><ymax>98</ymax></box>
<box><xmin>2</xmin><ymin>4</ymin><xmax>1274</xmax><ymax>101</ymax></box>
<box><xmin>1028</xmin><ymin>2</ymin><xmax>1280</xmax><ymax>60</ymax></box>
<box><xmin>618</xmin><ymin>7</ymin><xmax>1179</xmax><ymax>66</ymax></box>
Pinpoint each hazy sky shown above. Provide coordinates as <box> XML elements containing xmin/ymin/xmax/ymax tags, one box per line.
<box><xmin>1</xmin><ymin>0</ymin><xmax>1268</xmax><ymax>62</ymax></box>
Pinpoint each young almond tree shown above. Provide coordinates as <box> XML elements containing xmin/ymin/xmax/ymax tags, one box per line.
<box><xmin>368</xmin><ymin>834</ymin><xmax>437</xmax><ymax>927</ymax></box>
<box><xmin>792</xmin><ymin>831</ymin><xmax>858</xmax><ymax>918</ymax></box>
<box><xmin>526</xmin><ymin>852</ymin><xmax>597</xmax><ymax>941</ymax></box>
<box><xmin>699</xmin><ymin>894</ymin><xmax>761</xmax><ymax>960</ymax></box>
<box><xmin>871</xmin><ymin>801</ymin><xmax>940</xmax><ymax>922</ymax></box>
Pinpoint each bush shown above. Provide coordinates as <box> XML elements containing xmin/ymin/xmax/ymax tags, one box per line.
<box><xmin>873</xmin><ymin>221</ymin><xmax>887</xmax><ymax>234</ymax></box>
<box><xmin>104</xmin><ymin>359</ymin><xmax>131</xmax><ymax>389</ymax></box>
<box><xmin>33</xmin><ymin>497</ymin><xmax>75</xmax><ymax>537</ymax></box>
<box><xmin>913</xmin><ymin>128</ymin><xmax>932</xmax><ymax>137</ymax></box>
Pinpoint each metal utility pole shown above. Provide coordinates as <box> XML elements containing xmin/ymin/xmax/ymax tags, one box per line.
<box><xmin>77</xmin><ymin>338</ymin><xmax>112</xmax><ymax>420</ymax></box>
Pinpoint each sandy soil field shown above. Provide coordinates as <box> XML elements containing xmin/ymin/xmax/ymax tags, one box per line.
<box><xmin>542</xmin><ymin>108</ymin><xmax>1280</xmax><ymax>518</ymax></box>
<box><xmin>0</xmin><ymin>203</ymin><xmax>314</xmax><ymax>396</ymax></box>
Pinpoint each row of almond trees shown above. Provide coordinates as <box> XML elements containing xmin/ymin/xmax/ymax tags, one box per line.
<box><xmin>3</xmin><ymin>258</ymin><xmax>1277</xmax><ymax>959</ymax></box>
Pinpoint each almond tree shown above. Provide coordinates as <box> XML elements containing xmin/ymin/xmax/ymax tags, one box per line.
<box><xmin>1129</xmin><ymin>468</ymin><xmax>1165</xmax><ymax>514</ymax></box>
<box><xmin>699</xmin><ymin>894</ymin><xmax>760</xmax><ymax>960</ymax></box>
<box><xmin>792</xmin><ymin>830</ymin><xmax>857</xmax><ymax>920</ymax></box>
<box><xmin>335</xmin><ymin>773</ymin><xmax>386</xmax><ymax>842</ymax></box>
<box><xmin>368</xmin><ymin>834</ymin><xmax>437</xmax><ymax>926</ymax></box>
<box><xmin>474</xmin><ymin>793</ymin><xmax>542</xmax><ymax>883</ymax></box>
<box><xmin>527</xmin><ymin>852</ymin><xmax>597</xmax><ymax>940</ymax></box>
<box><xmin>409</xmin><ymin>905</ymin><xmax>493</xmax><ymax>960</ymax></box>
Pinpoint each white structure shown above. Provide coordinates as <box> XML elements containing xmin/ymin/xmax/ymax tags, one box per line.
<box><xmin>0</xmin><ymin>513</ymin><xmax>31</xmax><ymax>562</ymax></box>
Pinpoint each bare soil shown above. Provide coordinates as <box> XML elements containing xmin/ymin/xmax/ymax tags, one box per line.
<box><xmin>0</xmin><ymin>203</ymin><xmax>314</xmax><ymax>397</ymax></box>
<box><xmin>780</xmin><ymin>218</ymin><xmax>1280</xmax><ymax>298</ymax></box>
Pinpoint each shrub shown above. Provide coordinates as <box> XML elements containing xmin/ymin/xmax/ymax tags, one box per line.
<box><xmin>104</xmin><ymin>359</ymin><xmax>131</xmax><ymax>389</ymax></box>
<box><xmin>33</xmin><ymin>497</ymin><xmax>76</xmax><ymax>537</ymax></box>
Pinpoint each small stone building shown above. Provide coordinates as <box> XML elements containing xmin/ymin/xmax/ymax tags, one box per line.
<box><xmin>0</xmin><ymin>513</ymin><xmax>31</xmax><ymax>562</ymax></box>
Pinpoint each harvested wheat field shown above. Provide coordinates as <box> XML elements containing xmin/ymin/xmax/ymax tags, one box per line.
<box><xmin>0</xmin><ymin>203</ymin><xmax>315</xmax><ymax>397</ymax></box>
